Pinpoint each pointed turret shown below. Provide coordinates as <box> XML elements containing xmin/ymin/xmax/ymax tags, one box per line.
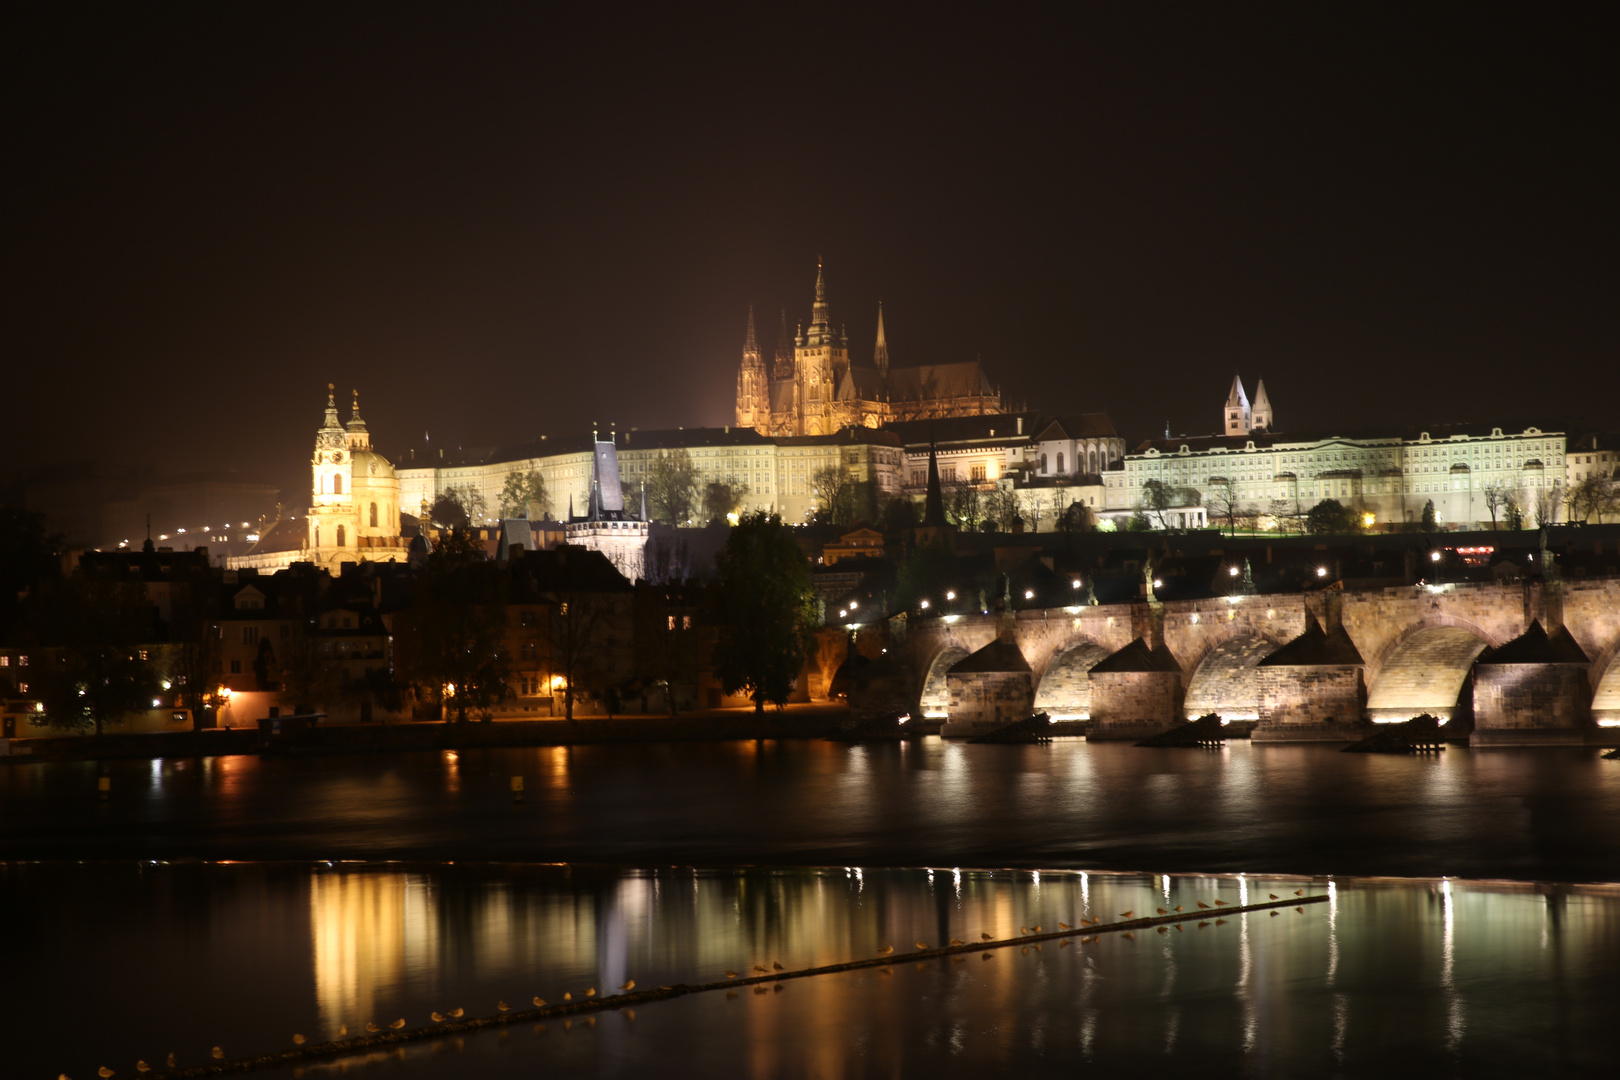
<box><xmin>1224</xmin><ymin>376</ymin><xmax>1252</xmax><ymax>437</ymax></box>
<box><xmin>735</xmin><ymin>306</ymin><xmax>769</xmax><ymax>432</ymax></box>
<box><xmin>922</xmin><ymin>439</ymin><xmax>947</xmax><ymax>527</ymax></box>
<box><xmin>1251</xmin><ymin>379</ymin><xmax>1273</xmax><ymax>432</ymax></box>
<box><xmin>744</xmin><ymin>305</ymin><xmax>758</xmax><ymax>354</ymax></box>
<box><xmin>874</xmin><ymin>302</ymin><xmax>889</xmax><ymax>376</ymax></box>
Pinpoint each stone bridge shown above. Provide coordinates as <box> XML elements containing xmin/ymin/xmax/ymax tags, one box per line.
<box><xmin>883</xmin><ymin>577</ymin><xmax>1620</xmax><ymax>747</ymax></box>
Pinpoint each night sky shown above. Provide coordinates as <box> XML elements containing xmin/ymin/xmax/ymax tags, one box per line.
<box><xmin>9</xmin><ymin>5</ymin><xmax>1614</xmax><ymax>498</ymax></box>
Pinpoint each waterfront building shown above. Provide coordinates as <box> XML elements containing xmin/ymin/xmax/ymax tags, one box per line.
<box><xmin>735</xmin><ymin>263</ymin><xmax>1002</xmax><ymax>437</ymax></box>
<box><xmin>1101</xmin><ymin>380</ymin><xmax>1566</xmax><ymax>529</ymax></box>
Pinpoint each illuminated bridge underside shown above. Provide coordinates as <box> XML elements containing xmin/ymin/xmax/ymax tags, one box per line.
<box><xmin>1183</xmin><ymin>635</ymin><xmax>1280</xmax><ymax>721</ymax></box>
<box><xmin>1367</xmin><ymin>627</ymin><xmax>1489</xmax><ymax>722</ymax></box>
<box><xmin>919</xmin><ymin>648</ymin><xmax>969</xmax><ymax>717</ymax></box>
<box><xmin>1594</xmin><ymin>662</ymin><xmax>1620</xmax><ymax>724</ymax></box>
<box><xmin>1033</xmin><ymin>642</ymin><xmax>1112</xmax><ymax>720</ymax></box>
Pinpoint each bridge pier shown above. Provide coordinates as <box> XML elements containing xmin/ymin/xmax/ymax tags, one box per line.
<box><xmin>1470</xmin><ymin>622</ymin><xmax>1593</xmax><ymax>747</ymax></box>
<box><xmin>1086</xmin><ymin>638</ymin><xmax>1184</xmax><ymax>741</ymax></box>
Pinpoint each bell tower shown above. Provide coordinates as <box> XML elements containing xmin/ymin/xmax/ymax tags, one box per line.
<box><xmin>735</xmin><ymin>306</ymin><xmax>770</xmax><ymax>434</ymax></box>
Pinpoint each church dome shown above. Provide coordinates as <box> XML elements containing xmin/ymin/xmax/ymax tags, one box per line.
<box><xmin>349</xmin><ymin>449</ymin><xmax>396</xmax><ymax>481</ymax></box>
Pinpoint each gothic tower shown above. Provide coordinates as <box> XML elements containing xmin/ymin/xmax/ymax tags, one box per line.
<box><xmin>1224</xmin><ymin>376</ymin><xmax>1252</xmax><ymax>437</ymax></box>
<box><xmin>734</xmin><ymin>306</ymin><xmax>769</xmax><ymax>434</ymax></box>
<box><xmin>1251</xmin><ymin>378</ymin><xmax>1273</xmax><ymax>432</ymax></box>
<box><xmin>794</xmin><ymin>260</ymin><xmax>847</xmax><ymax>435</ymax></box>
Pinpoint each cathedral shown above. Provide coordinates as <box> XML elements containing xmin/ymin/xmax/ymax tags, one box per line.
<box><xmin>735</xmin><ymin>263</ymin><xmax>1002</xmax><ymax>436</ymax></box>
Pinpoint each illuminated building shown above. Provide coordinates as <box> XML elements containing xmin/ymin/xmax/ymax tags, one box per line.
<box><xmin>735</xmin><ymin>262</ymin><xmax>1002</xmax><ymax>437</ymax></box>
<box><xmin>564</xmin><ymin>428</ymin><xmax>648</xmax><ymax>581</ymax></box>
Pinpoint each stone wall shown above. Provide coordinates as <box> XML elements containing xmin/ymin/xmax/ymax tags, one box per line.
<box><xmin>1253</xmin><ymin>666</ymin><xmax>1368</xmax><ymax>742</ymax></box>
<box><xmin>944</xmin><ymin>670</ymin><xmax>1034</xmax><ymax>737</ymax></box>
<box><xmin>1472</xmin><ymin>663</ymin><xmax>1592</xmax><ymax>746</ymax></box>
<box><xmin>1088</xmin><ymin>671</ymin><xmax>1183</xmax><ymax>741</ymax></box>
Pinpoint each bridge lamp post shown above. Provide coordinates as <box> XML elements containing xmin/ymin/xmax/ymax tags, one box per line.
<box><xmin>919</xmin><ymin>599</ymin><xmax>930</xmax><ymax>611</ymax></box>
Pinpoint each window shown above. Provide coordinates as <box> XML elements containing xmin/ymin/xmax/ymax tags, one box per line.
<box><xmin>682</xmin><ymin>615</ymin><xmax>692</xmax><ymax>630</ymax></box>
<box><xmin>971</xmin><ymin>464</ymin><xmax>987</xmax><ymax>482</ymax></box>
<box><xmin>1056</xmin><ymin>453</ymin><xmax>1065</xmax><ymax>474</ymax></box>
<box><xmin>19</xmin><ymin>655</ymin><xmax>28</xmax><ymax>667</ymax></box>
<box><xmin>370</xmin><ymin>502</ymin><xmax>378</xmax><ymax>527</ymax></box>
<box><xmin>668</xmin><ymin>615</ymin><xmax>677</xmax><ymax>630</ymax></box>
<box><xmin>229</xmin><ymin>659</ymin><xmax>242</xmax><ymax>674</ymax></box>
<box><xmin>0</xmin><ymin>656</ymin><xmax>7</xmax><ymax>666</ymax></box>
<box><xmin>1039</xmin><ymin>453</ymin><xmax>1048</xmax><ymax>473</ymax></box>
<box><xmin>336</xmin><ymin>525</ymin><xmax>346</xmax><ymax>547</ymax></box>
<box><xmin>333</xmin><ymin>473</ymin><xmax>343</xmax><ymax>494</ymax></box>
<box><xmin>138</xmin><ymin>649</ymin><xmax>149</xmax><ymax>661</ymax></box>
<box><xmin>243</xmin><ymin>627</ymin><xmax>259</xmax><ymax>646</ymax></box>
<box><xmin>521</xmin><ymin>642</ymin><xmax>537</xmax><ymax>661</ymax></box>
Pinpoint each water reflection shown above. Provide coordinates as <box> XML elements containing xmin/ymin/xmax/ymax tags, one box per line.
<box><xmin>7</xmin><ymin>863</ymin><xmax>1618</xmax><ymax>1078</ymax></box>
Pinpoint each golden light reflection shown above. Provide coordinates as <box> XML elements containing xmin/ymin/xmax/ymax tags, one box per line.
<box><xmin>540</xmin><ymin>745</ymin><xmax>569</xmax><ymax>789</ymax></box>
<box><xmin>311</xmin><ymin>873</ymin><xmax>408</xmax><ymax>1035</ymax></box>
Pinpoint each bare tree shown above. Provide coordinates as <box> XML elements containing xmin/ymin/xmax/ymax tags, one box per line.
<box><xmin>646</xmin><ymin>450</ymin><xmax>701</xmax><ymax>524</ymax></box>
<box><xmin>1531</xmin><ymin>484</ymin><xmax>1560</xmax><ymax>528</ymax></box>
<box><xmin>810</xmin><ymin>465</ymin><xmax>855</xmax><ymax>525</ymax></box>
<box><xmin>1482</xmin><ymin>481</ymin><xmax>1509</xmax><ymax>531</ymax></box>
<box><xmin>499</xmin><ymin>470</ymin><xmax>550</xmax><ymax>519</ymax></box>
<box><xmin>948</xmin><ymin>484</ymin><xmax>983</xmax><ymax>530</ymax></box>
<box><xmin>1206</xmin><ymin>477</ymin><xmax>1239</xmax><ymax>536</ymax></box>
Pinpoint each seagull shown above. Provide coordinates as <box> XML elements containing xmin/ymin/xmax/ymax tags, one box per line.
<box><xmin>914</xmin><ymin>940</ymin><xmax>929</xmax><ymax>950</ymax></box>
<box><xmin>1214</xmin><ymin>900</ymin><xmax>1229</xmax><ymax>907</ymax></box>
<box><xmin>448</xmin><ymin>1008</ymin><xmax>464</xmax><ymax>1018</ymax></box>
<box><xmin>432</xmin><ymin>1012</ymin><xmax>446</xmax><ymax>1023</ymax></box>
<box><xmin>877</xmin><ymin>945</ymin><xmax>893</xmax><ymax>955</ymax></box>
<box><xmin>949</xmin><ymin>938</ymin><xmax>963</xmax><ymax>946</ymax></box>
<box><xmin>293</xmin><ymin>1034</ymin><xmax>306</xmax><ymax>1045</ymax></box>
<box><xmin>1157</xmin><ymin>907</ymin><xmax>1168</xmax><ymax>915</ymax></box>
<box><xmin>498</xmin><ymin>1001</ymin><xmax>511</xmax><ymax>1012</ymax></box>
<box><xmin>534</xmin><ymin>997</ymin><xmax>547</xmax><ymax>1007</ymax></box>
<box><xmin>752</xmin><ymin>966</ymin><xmax>768</xmax><ymax>975</ymax></box>
<box><xmin>212</xmin><ymin>1047</ymin><xmax>225</xmax><ymax>1060</ymax></box>
<box><xmin>980</xmin><ymin>932</ymin><xmax>993</xmax><ymax>941</ymax></box>
<box><xmin>1119</xmin><ymin>911</ymin><xmax>1134</xmax><ymax>918</ymax></box>
<box><xmin>772</xmin><ymin>962</ymin><xmax>784</xmax><ymax>971</ymax></box>
<box><xmin>390</xmin><ymin>1019</ymin><xmax>406</xmax><ymax>1029</ymax></box>
<box><xmin>620</xmin><ymin>979</ymin><xmax>636</xmax><ymax>991</ymax></box>
<box><xmin>1197</xmin><ymin>902</ymin><xmax>1209</xmax><ymax>909</ymax></box>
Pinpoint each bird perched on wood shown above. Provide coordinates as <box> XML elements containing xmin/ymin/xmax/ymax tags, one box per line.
<box><xmin>1174</xmin><ymin>906</ymin><xmax>1183</xmax><ymax>912</ymax></box>
<box><xmin>620</xmin><ymin>979</ymin><xmax>635</xmax><ymax>991</ymax></box>
<box><xmin>1020</xmin><ymin>926</ymin><xmax>1029</xmax><ymax>935</ymax></box>
<box><xmin>1033</xmin><ymin>926</ymin><xmax>1042</xmax><ymax>933</ymax></box>
<box><xmin>752</xmin><ymin>966</ymin><xmax>767</xmax><ymax>974</ymax></box>
<box><xmin>366</xmin><ymin>1023</ymin><xmax>380</xmax><ymax>1032</ymax></box>
<box><xmin>432</xmin><ymin>1012</ymin><xmax>446</xmax><ymax>1023</ymax></box>
<box><xmin>1157</xmin><ymin>907</ymin><xmax>1168</xmax><ymax>915</ymax></box>
<box><xmin>390</xmin><ymin>1019</ymin><xmax>406</xmax><ymax>1029</ymax></box>
<box><xmin>533</xmin><ymin>997</ymin><xmax>547</xmax><ymax>1007</ymax></box>
<box><xmin>877</xmin><ymin>945</ymin><xmax>893</xmax><ymax>955</ymax></box>
<box><xmin>1197</xmin><ymin>902</ymin><xmax>1209</xmax><ymax>909</ymax></box>
<box><xmin>447</xmin><ymin>1008</ymin><xmax>463</xmax><ymax>1018</ymax></box>
<box><xmin>772</xmin><ymin>962</ymin><xmax>784</xmax><ymax>971</ymax></box>
<box><xmin>1296</xmin><ymin>889</ymin><xmax>1304</xmax><ymax>897</ymax></box>
<box><xmin>293</xmin><ymin>1034</ymin><xmax>306</xmax><ymax>1045</ymax></box>
<box><xmin>584</xmin><ymin>989</ymin><xmax>596</xmax><ymax>998</ymax></box>
<box><xmin>1084</xmin><ymin>917</ymin><xmax>1100</xmax><ymax>926</ymax></box>
<box><xmin>1119</xmin><ymin>910</ymin><xmax>1134</xmax><ymax>918</ymax></box>
<box><xmin>949</xmin><ymin>938</ymin><xmax>963</xmax><ymax>946</ymax></box>
<box><xmin>563</xmin><ymin>992</ymin><xmax>573</xmax><ymax>1001</ymax></box>
<box><xmin>212</xmin><ymin>1047</ymin><xmax>225</xmax><ymax>1060</ymax></box>
<box><xmin>1270</xmin><ymin>893</ymin><xmax>1279</xmax><ymax>900</ymax></box>
<box><xmin>1214</xmin><ymin>900</ymin><xmax>1229</xmax><ymax>907</ymax></box>
<box><xmin>980</xmin><ymin>932</ymin><xmax>993</xmax><ymax>941</ymax></box>
<box><xmin>498</xmin><ymin>1002</ymin><xmax>511</xmax><ymax>1012</ymax></box>
<box><xmin>726</xmin><ymin>971</ymin><xmax>739</xmax><ymax>979</ymax></box>
<box><xmin>1058</xmin><ymin>922</ymin><xmax>1070</xmax><ymax>931</ymax></box>
<box><xmin>915</xmin><ymin>940</ymin><xmax>928</xmax><ymax>950</ymax></box>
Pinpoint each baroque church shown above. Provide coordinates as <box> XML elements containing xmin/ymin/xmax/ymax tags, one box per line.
<box><xmin>735</xmin><ymin>263</ymin><xmax>1002</xmax><ymax>436</ymax></box>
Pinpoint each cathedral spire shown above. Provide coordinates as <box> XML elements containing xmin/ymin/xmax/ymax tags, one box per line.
<box><xmin>810</xmin><ymin>259</ymin><xmax>830</xmax><ymax>332</ymax></box>
<box><xmin>744</xmin><ymin>305</ymin><xmax>758</xmax><ymax>354</ymax></box>
<box><xmin>874</xmin><ymin>302</ymin><xmax>890</xmax><ymax>376</ymax></box>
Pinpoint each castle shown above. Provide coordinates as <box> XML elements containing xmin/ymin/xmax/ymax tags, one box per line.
<box><xmin>735</xmin><ymin>263</ymin><xmax>1002</xmax><ymax>436</ymax></box>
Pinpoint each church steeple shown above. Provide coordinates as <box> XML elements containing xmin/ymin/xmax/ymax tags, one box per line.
<box><xmin>922</xmin><ymin>438</ymin><xmax>947</xmax><ymax>527</ymax></box>
<box><xmin>744</xmin><ymin>305</ymin><xmax>758</xmax><ymax>354</ymax></box>
<box><xmin>1251</xmin><ymin>379</ymin><xmax>1273</xmax><ymax>432</ymax></box>
<box><xmin>774</xmin><ymin>308</ymin><xmax>794</xmax><ymax>379</ymax></box>
<box><xmin>1224</xmin><ymin>375</ymin><xmax>1252</xmax><ymax>437</ymax></box>
<box><xmin>874</xmin><ymin>302</ymin><xmax>890</xmax><ymax>376</ymax></box>
<box><xmin>735</xmin><ymin>305</ymin><xmax>769</xmax><ymax>434</ymax></box>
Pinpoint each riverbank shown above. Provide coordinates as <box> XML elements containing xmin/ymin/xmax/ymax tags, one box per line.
<box><xmin>0</xmin><ymin>704</ymin><xmax>881</xmax><ymax>764</ymax></box>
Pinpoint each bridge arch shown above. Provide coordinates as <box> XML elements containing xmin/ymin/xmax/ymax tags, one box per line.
<box><xmin>1033</xmin><ymin>640</ymin><xmax>1111</xmax><ymax>720</ymax></box>
<box><xmin>919</xmin><ymin>647</ymin><xmax>970</xmax><ymax>717</ymax></box>
<box><xmin>1365</xmin><ymin>624</ymin><xmax>1492</xmax><ymax>723</ymax></box>
<box><xmin>1182</xmin><ymin>632</ymin><xmax>1282</xmax><ymax>721</ymax></box>
<box><xmin>1591</xmin><ymin>643</ymin><xmax>1620</xmax><ymax>726</ymax></box>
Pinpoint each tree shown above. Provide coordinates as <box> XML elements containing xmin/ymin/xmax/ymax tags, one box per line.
<box><xmin>24</xmin><ymin>571</ymin><xmax>159</xmax><ymax>736</ymax></box>
<box><xmin>1140</xmin><ymin>480</ymin><xmax>1199</xmax><ymax>530</ymax></box>
<box><xmin>1530</xmin><ymin>484</ymin><xmax>1560</xmax><ymax>528</ymax></box>
<box><xmin>947</xmin><ymin>485</ymin><xmax>983</xmax><ymax>530</ymax></box>
<box><xmin>1268</xmin><ymin>498</ymin><xmax>1294</xmax><ymax>535</ymax></box>
<box><xmin>394</xmin><ymin>529</ymin><xmax>511</xmax><ymax>722</ymax></box>
<box><xmin>498</xmin><ymin>470</ymin><xmax>550</xmax><ymax>519</ymax></box>
<box><xmin>1306</xmin><ymin>498</ymin><xmax>1357</xmax><ymax>535</ymax></box>
<box><xmin>702</xmin><ymin>480</ymin><xmax>750</xmax><ymax>524</ymax></box>
<box><xmin>1504</xmin><ymin>489</ymin><xmax>1526</xmax><ymax>530</ymax></box>
<box><xmin>1567</xmin><ymin>475</ymin><xmax>1618</xmax><ymax>524</ymax></box>
<box><xmin>894</xmin><ymin>536</ymin><xmax>959</xmax><ymax>611</ymax></box>
<box><xmin>646</xmin><ymin>449</ymin><xmax>701</xmax><ymax>524</ymax></box>
<box><xmin>881</xmin><ymin>495</ymin><xmax>921</xmax><ymax>534</ymax></box>
<box><xmin>982</xmin><ymin>487</ymin><xmax>1021</xmax><ymax>532</ymax></box>
<box><xmin>1482</xmin><ymin>481</ymin><xmax>1509</xmax><ymax>531</ymax></box>
<box><xmin>1206</xmin><ymin>477</ymin><xmax>1239</xmax><ymax>536</ymax></box>
<box><xmin>713</xmin><ymin>512</ymin><xmax>818</xmax><ymax>714</ymax></box>
<box><xmin>810</xmin><ymin>465</ymin><xmax>855</xmax><ymax>525</ymax></box>
<box><xmin>1421</xmin><ymin>499</ymin><xmax>1437</xmax><ymax>532</ymax></box>
<box><xmin>431</xmin><ymin>484</ymin><xmax>489</xmax><ymax>529</ymax></box>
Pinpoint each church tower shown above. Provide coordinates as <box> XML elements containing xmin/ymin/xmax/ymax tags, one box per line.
<box><xmin>873</xmin><ymin>302</ymin><xmax>890</xmax><ymax>377</ymax></box>
<box><xmin>305</xmin><ymin>385</ymin><xmax>403</xmax><ymax>570</ymax></box>
<box><xmin>1224</xmin><ymin>376</ymin><xmax>1252</xmax><ymax>437</ymax></box>
<box><xmin>1251</xmin><ymin>378</ymin><xmax>1273</xmax><ymax>432</ymax></box>
<box><xmin>794</xmin><ymin>260</ymin><xmax>847</xmax><ymax>435</ymax></box>
<box><xmin>734</xmin><ymin>306</ymin><xmax>770</xmax><ymax>434</ymax></box>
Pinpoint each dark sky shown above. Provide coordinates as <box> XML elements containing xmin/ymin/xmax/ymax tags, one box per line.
<box><xmin>8</xmin><ymin>4</ymin><xmax>1615</xmax><ymax>497</ymax></box>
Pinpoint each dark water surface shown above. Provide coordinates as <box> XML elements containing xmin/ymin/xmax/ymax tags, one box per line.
<box><xmin>3</xmin><ymin>739</ymin><xmax>1618</xmax><ymax>879</ymax></box>
<box><xmin>6</xmin><ymin>864</ymin><xmax>1617</xmax><ymax>1079</ymax></box>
